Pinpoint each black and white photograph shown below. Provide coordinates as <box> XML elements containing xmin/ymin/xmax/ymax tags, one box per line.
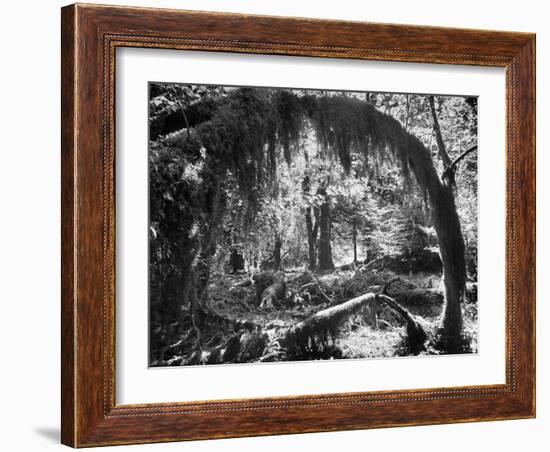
<box><xmin>148</xmin><ymin>83</ymin><xmax>479</xmax><ymax>367</ymax></box>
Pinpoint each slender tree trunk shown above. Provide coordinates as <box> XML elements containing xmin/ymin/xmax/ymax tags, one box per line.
<box><xmin>404</xmin><ymin>94</ymin><xmax>411</xmax><ymax>131</ymax></box>
<box><xmin>352</xmin><ymin>221</ymin><xmax>358</xmax><ymax>264</ymax></box>
<box><xmin>273</xmin><ymin>234</ymin><xmax>282</xmax><ymax>271</ymax></box>
<box><xmin>302</xmin><ymin>175</ymin><xmax>319</xmax><ymax>271</ymax></box>
<box><xmin>305</xmin><ymin>208</ymin><xmax>318</xmax><ymax>270</ymax></box>
<box><xmin>428</xmin><ymin>96</ymin><xmax>453</xmax><ymax>168</ymax></box>
<box><xmin>317</xmin><ymin>187</ymin><xmax>334</xmax><ymax>271</ymax></box>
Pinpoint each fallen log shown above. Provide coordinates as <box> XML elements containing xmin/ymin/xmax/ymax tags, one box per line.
<box><xmin>285</xmin><ymin>292</ymin><xmax>378</xmax><ymax>345</ymax></box>
<box><xmin>277</xmin><ymin>290</ymin><xmax>427</xmax><ymax>358</ymax></box>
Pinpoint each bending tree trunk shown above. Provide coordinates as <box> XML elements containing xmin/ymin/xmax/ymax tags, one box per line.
<box><xmin>434</xmin><ymin>186</ymin><xmax>465</xmax><ymax>348</ymax></box>
<box><xmin>404</xmin><ymin>136</ymin><xmax>466</xmax><ymax>351</ymax></box>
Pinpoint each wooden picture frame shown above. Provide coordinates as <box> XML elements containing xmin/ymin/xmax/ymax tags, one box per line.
<box><xmin>61</xmin><ymin>3</ymin><xmax>535</xmax><ymax>447</ymax></box>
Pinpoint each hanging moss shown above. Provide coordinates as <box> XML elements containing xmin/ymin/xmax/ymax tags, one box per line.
<box><xmin>156</xmin><ymin>88</ymin><xmax>417</xmax><ymax>201</ymax></box>
<box><xmin>302</xmin><ymin>95</ymin><xmax>412</xmax><ymax>186</ymax></box>
<box><xmin>275</xmin><ymin>90</ymin><xmax>304</xmax><ymax>165</ymax></box>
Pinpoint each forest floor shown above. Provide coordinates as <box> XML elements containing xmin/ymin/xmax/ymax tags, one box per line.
<box><xmin>152</xmin><ymin>267</ymin><xmax>478</xmax><ymax>366</ymax></box>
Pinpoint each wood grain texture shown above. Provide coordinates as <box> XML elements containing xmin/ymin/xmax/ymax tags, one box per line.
<box><xmin>60</xmin><ymin>3</ymin><xmax>536</xmax><ymax>447</ymax></box>
<box><xmin>60</xmin><ymin>5</ymin><xmax>76</xmax><ymax>447</ymax></box>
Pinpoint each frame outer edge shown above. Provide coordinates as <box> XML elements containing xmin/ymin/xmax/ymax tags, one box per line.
<box><xmin>61</xmin><ymin>3</ymin><xmax>536</xmax><ymax>447</ymax></box>
<box><xmin>514</xmin><ymin>35</ymin><xmax>536</xmax><ymax>416</ymax></box>
<box><xmin>61</xmin><ymin>3</ymin><xmax>77</xmax><ymax>448</ymax></box>
<box><xmin>531</xmin><ymin>35</ymin><xmax>536</xmax><ymax>417</ymax></box>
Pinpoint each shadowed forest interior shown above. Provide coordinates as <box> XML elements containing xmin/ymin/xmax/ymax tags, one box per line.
<box><xmin>148</xmin><ymin>83</ymin><xmax>479</xmax><ymax>367</ymax></box>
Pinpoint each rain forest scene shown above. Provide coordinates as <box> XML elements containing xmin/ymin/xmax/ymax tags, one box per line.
<box><xmin>148</xmin><ymin>82</ymin><xmax>479</xmax><ymax>367</ymax></box>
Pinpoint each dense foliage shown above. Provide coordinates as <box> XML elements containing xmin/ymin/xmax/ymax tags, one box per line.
<box><xmin>148</xmin><ymin>84</ymin><xmax>478</xmax><ymax>365</ymax></box>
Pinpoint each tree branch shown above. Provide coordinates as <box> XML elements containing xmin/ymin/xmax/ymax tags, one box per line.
<box><xmin>442</xmin><ymin>145</ymin><xmax>477</xmax><ymax>180</ymax></box>
<box><xmin>428</xmin><ymin>96</ymin><xmax>452</xmax><ymax>168</ymax></box>
<box><xmin>175</xmin><ymin>99</ymin><xmax>192</xmax><ymax>144</ymax></box>
<box><xmin>450</xmin><ymin>145</ymin><xmax>477</xmax><ymax>170</ymax></box>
